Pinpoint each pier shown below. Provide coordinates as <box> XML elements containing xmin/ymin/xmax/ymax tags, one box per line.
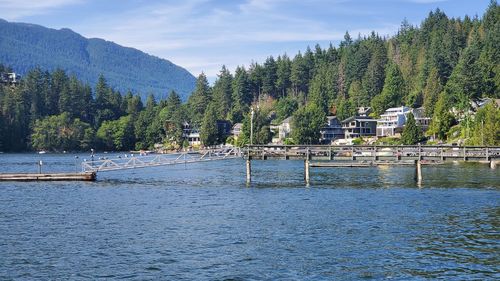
<box><xmin>244</xmin><ymin>145</ymin><xmax>500</xmax><ymax>185</ymax></box>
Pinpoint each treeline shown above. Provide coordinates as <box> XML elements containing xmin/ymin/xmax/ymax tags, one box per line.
<box><xmin>188</xmin><ymin>2</ymin><xmax>499</xmax><ymax>145</ymax></box>
<box><xmin>0</xmin><ymin>64</ymin><xmax>189</xmax><ymax>151</ymax></box>
<box><xmin>0</xmin><ymin>2</ymin><xmax>499</xmax><ymax>151</ymax></box>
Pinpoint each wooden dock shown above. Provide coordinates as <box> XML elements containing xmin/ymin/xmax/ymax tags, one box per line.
<box><xmin>0</xmin><ymin>172</ymin><xmax>96</xmax><ymax>181</ymax></box>
<box><xmin>243</xmin><ymin>145</ymin><xmax>500</xmax><ymax>185</ymax></box>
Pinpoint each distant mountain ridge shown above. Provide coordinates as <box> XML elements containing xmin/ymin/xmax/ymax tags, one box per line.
<box><xmin>0</xmin><ymin>19</ymin><xmax>196</xmax><ymax>101</ymax></box>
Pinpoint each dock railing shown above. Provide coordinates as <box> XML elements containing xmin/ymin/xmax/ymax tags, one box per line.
<box><xmin>244</xmin><ymin>145</ymin><xmax>500</xmax><ymax>162</ymax></box>
<box><xmin>82</xmin><ymin>147</ymin><xmax>241</xmax><ymax>173</ymax></box>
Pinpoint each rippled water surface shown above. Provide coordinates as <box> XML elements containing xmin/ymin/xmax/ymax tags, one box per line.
<box><xmin>0</xmin><ymin>153</ymin><xmax>499</xmax><ymax>280</ymax></box>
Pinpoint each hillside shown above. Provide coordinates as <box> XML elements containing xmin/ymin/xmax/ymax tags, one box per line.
<box><xmin>0</xmin><ymin>19</ymin><xmax>196</xmax><ymax>101</ymax></box>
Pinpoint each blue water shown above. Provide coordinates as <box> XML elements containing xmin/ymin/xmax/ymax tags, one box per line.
<box><xmin>0</xmin><ymin>153</ymin><xmax>499</xmax><ymax>280</ymax></box>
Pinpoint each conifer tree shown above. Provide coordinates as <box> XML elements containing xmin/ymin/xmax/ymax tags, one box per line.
<box><xmin>292</xmin><ymin>104</ymin><xmax>326</xmax><ymax>144</ymax></box>
<box><xmin>212</xmin><ymin>66</ymin><xmax>233</xmax><ymax>119</ymax></box>
<box><xmin>401</xmin><ymin>112</ymin><xmax>423</xmax><ymax>144</ymax></box>
<box><xmin>230</xmin><ymin>66</ymin><xmax>251</xmax><ymax>123</ymax></box>
<box><xmin>371</xmin><ymin>63</ymin><xmax>406</xmax><ymax>115</ymax></box>
<box><xmin>201</xmin><ymin>104</ymin><xmax>219</xmax><ymax>147</ymax></box>
<box><xmin>423</xmin><ymin>67</ymin><xmax>443</xmax><ymax>116</ymax></box>
<box><xmin>276</xmin><ymin>55</ymin><xmax>292</xmax><ymax>97</ymax></box>
<box><xmin>187</xmin><ymin>73</ymin><xmax>211</xmax><ymax>126</ymax></box>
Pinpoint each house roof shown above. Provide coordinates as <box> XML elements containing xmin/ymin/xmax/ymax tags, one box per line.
<box><xmin>341</xmin><ymin>116</ymin><xmax>375</xmax><ymax>123</ymax></box>
<box><xmin>412</xmin><ymin>107</ymin><xmax>427</xmax><ymax>118</ymax></box>
<box><xmin>383</xmin><ymin>106</ymin><xmax>411</xmax><ymax>113</ymax></box>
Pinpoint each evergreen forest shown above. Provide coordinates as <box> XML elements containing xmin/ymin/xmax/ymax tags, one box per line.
<box><xmin>0</xmin><ymin>2</ymin><xmax>499</xmax><ymax>152</ymax></box>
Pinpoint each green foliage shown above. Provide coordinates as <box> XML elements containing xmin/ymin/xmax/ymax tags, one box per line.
<box><xmin>200</xmin><ymin>104</ymin><xmax>219</xmax><ymax>147</ymax></box>
<box><xmin>159</xmin><ymin>91</ymin><xmax>185</xmax><ymax>145</ymax></box>
<box><xmin>308</xmin><ymin>63</ymin><xmax>337</xmax><ymax>112</ymax></box>
<box><xmin>31</xmin><ymin>112</ymin><xmax>94</xmax><ymax>151</ymax></box>
<box><xmin>401</xmin><ymin>113</ymin><xmax>423</xmax><ymax>144</ymax></box>
<box><xmin>371</xmin><ymin>63</ymin><xmax>406</xmax><ymax>115</ymax></box>
<box><xmin>97</xmin><ymin>115</ymin><xmax>135</xmax><ymax>151</ymax></box>
<box><xmin>241</xmin><ymin>108</ymin><xmax>272</xmax><ymax>145</ymax></box>
<box><xmin>466</xmin><ymin>102</ymin><xmax>500</xmax><ymax>145</ymax></box>
<box><xmin>375</xmin><ymin>137</ymin><xmax>402</xmax><ymax>145</ymax></box>
<box><xmin>423</xmin><ymin>67</ymin><xmax>443</xmax><ymax>116</ymax></box>
<box><xmin>187</xmin><ymin>73</ymin><xmax>211</xmax><ymax>126</ymax></box>
<box><xmin>230</xmin><ymin>66</ymin><xmax>252</xmax><ymax>123</ymax></box>
<box><xmin>336</xmin><ymin>97</ymin><xmax>356</xmax><ymax>121</ymax></box>
<box><xmin>352</xmin><ymin>138</ymin><xmax>363</xmax><ymax>145</ymax></box>
<box><xmin>275</xmin><ymin>96</ymin><xmax>298</xmax><ymax>122</ymax></box>
<box><xmin>428</xmin><ymin>94</ymin><xmax>455</xmax><ymax>140</ymax></box>
<box><xmin>445</xmin><ymin>30</ymin><xmax>484</xmax><ymax>109</ymax></box>
<box><xmin>212</xmin><ymin>66</ymin><xmax>233</xmax><ymax>119</ymax></box>
<box><xmin>292</xmin><ymin>104</ymin><xmax>326</xmax><ymax>144</ymax></box>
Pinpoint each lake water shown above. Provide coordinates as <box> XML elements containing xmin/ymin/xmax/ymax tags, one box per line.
<box><xmin>0</xmin><ymin>153</ymin><xmax>499</xmax><ymax>280</ymax></box>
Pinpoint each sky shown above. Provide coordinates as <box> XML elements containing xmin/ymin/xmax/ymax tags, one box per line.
<box><xmin>0</xmin><ymin>0</ymin><xmax>492</xmax><ymax>82</ymax></box>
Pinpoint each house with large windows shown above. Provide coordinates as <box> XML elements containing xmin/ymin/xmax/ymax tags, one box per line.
<box><xmin>320</xmin><ymin>116</ymin><xmax>344</xmax><ymax>144</ymax></box>
<box><xmin>341</xmin><ymin>116</ymin><xmax>377</xmax><ymax>139</ymax></box>
<box><xmin>376</xmin><ymin>106</ymin><xmax>411</xmax><ymax>137</ymax></box>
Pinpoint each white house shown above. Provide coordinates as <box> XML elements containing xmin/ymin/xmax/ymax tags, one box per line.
<box><xmin>376</xmin><ymin>106</ymin><xmax>411</xmax><ymax>137</ymax></box>
<box><xmin>182</xmin><ymin>122</ymin><xmax>201</xmax><ymax>146</ymax></box>
<box><xmin>271</xmin><ymin>117</ymin><xmax>292</xmax><ymax>143</ymax></box>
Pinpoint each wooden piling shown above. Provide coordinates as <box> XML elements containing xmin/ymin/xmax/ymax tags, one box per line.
<box><xmin>304</xmin><ymin>148</ymin><xmax>310</xmax><ymax>185</ymax></box>
<box><xmin>304</xmin><ymin>159</ymin><xmax>310</xmax><ymax>185</ymax></box>
<box><xmin>246</xmin><ymin>159</ymin><xmax>251</xmax><ymax>184</ymax></box>
<box><xmin>416</xmin><ymin>160</ymin><xmax>422</xmax><ymax>184</ymax></box>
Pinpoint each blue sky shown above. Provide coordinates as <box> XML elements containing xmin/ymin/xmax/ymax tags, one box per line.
<box><xmin>0</xmin><ymin>0</ymin><xmax>492</xmax><ymax>81</ymax></box>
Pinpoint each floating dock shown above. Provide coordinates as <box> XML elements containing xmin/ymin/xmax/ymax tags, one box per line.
<box><xmin>0</xmin><ymin>172</ymin><xmax>96</xmax><ymax>181</ymax></box>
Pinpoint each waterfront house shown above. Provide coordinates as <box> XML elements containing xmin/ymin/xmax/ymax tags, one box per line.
<box><xmin>271</xmin><ymin>117</ymin><xmax>292</xmax><ymax>144</ymax></box>
<box><xmin>181</xmin><ymin>122</ymin><xmax>201</xmax><ymax>146</ymax></box>
<box><xmin>376</xmin><ymin>106</ymin><xmax>411</xmax><ymax>137</ymax></box>
<box><xmin>341</xmin><ymin>116</ymin><xmax>377</xmax><ymax>139</ymax></box>
<box><xmin>320</xmin><ymin>116</ymin><xmax>344</xmax><ymax>144</ymax></box>
<box><xmin>412</xmin><ymin>107</ymin><xmax>431</xmax><ymax>132</ymax></box>
<box><xmin>232</xmin><ymin>123</ymin><xmax>243</xmax><ymax>140</ymax></box>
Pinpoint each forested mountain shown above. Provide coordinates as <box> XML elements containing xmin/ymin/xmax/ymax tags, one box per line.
<box><xmin>0</xmin><ymin>19</ymin><xmax>196</xmax><ymax>101</ymax></box>
<box><xmin>0</xmin><ymin>2</ymin><xmax>498</xmax><ymax>152</ymax></box>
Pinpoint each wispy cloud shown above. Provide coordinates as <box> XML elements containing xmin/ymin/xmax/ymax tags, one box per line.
<box><xmin>69</xmin><ymin>0</ymin><xmax>396</xmax><ymax>77</ymax></box>
<box><xmin>2</xmin><ymin>0</ymin><xmax>480</xmax><ymax>80</ymax></box>
<box><xmin>0</xmin><ymin>0</ymin><xmax>82</xmax><ymax>20</ymax></box>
